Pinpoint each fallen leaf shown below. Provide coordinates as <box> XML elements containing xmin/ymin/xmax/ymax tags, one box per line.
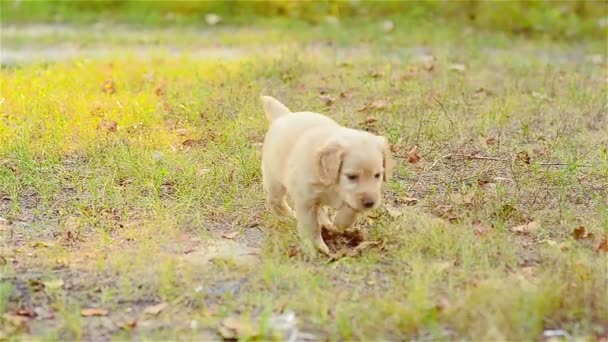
<box><xmin>81</xmin><ymin>308</ymin><xmax>109</xmax><ymax>317</ymax></box>
<box><xmin>407</xmin><ymin>145</ymin><xmax>421</xmax><ymax>164</ymax></box>
<box><xmin>403</xmin><ymin>197</ymin><xmax>419</xmax><ymax>205</ymax></box>
<box><xmin>448</xmin><ymin>63</ymin><xmax>466</xmax><ymax>72</ymax></box>
<box><xmin>571</xmin><ymin>226</ymin><xmax>595</xmax><ymax>240</ymax></box>
<box><xmin>219</xmin><ymin>316</ymin><xmax>260</xmax><ymax>339</ymax></box>
<box><xmin>595</xmin><ymin>235</ymin><xmax>608</xmax><ymax>254</ymax></box>
<box><xmin>101</xmin><ymin>80</ymin><xmax>116</xmax><ymax>94</ymax></box>
<box><xmin>118</xmin><ymin>318</ymin><xmax>137</xmax><ymax>330</ymax></box>
<box><xmin>510</xmin><ymin>221</ymin><xmax>540</xmax><ymax>234</ymax></box>
<box><xmin>154</xmin><ymin>85</ymin><xmax>166</xmax><ymax>97</ymax></box>
<box><xmin>43</xmin><ymin>279</ymin><xmax>64</xmax><ymax>290</ymax></box>
<box><xmin>516</xmin><ymin>151</ymin><xmax>531</xmax><ymax>164</ymax></box>
<box><xmin>358</xmin><ymin>99</ymin><xmax>388</xmax><ymax>112</ymax></box>
<box><xmin>319</xmin><ymin>94</ymin><xmax>334</xmax><ymax>107</ymax></box>
<box><xmin>143</xmin><ymin>302</ymin><xmax>167</xmax><ymax>316</ymax></box>
<box><xmin>485</xmin><ymin>136</ymin><xmax>498</xmax><ymax>145</ymax></box>
<box><xmin>205</xmin><ymin>13</ymin><xmax>221</xmax><ymax>26</ymax></box>
<box><xmin>181</xmin><ymin>139</ymin><xmax>206</xmax><ymax>147</ymax></box>
<box><xmin>16</xmin><ymin>309</ymin><xmax>36</xmax><ymax>318</ymax></box>
<box><xmin>97</xmin><ymin>119</ymin><xmax>117</xmax><ymax>133</ymax></box>
<box><xmin>385</xmin><ymin>204</ymin><xmax>404</xmax><ymax>218</ymax></box>
<box><xmin>222</xmin><ymin>231</ymin><xmax>238</xmax><ymax>239</ymax></box>
<box><xmin>360</xmin><ymin>116</ymin><xmax>377</xmax><ymax>126</ymax></box>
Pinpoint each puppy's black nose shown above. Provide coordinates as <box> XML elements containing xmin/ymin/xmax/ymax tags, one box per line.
<box><xmin>362</xmin><ymin>199</ymin><xmax>375</xmax><ymax>208</ymax></box>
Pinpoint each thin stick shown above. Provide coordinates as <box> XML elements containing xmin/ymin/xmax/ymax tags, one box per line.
<box><xmin>426</xmin><ymin>154</ymin><xmax>592</xmax><ymax>169</ymax></box>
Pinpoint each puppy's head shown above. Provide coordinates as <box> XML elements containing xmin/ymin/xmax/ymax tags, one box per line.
<box><xmin>316</xmin><ymin>132</ymin><xmax>393</xmax><ymax>211</ymax></box>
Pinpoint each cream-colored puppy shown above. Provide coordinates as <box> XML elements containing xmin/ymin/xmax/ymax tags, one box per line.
<box><xmin>261</xmin><ymin>96</ymin><xmax>393</xmax><ymax>255</ymax></box>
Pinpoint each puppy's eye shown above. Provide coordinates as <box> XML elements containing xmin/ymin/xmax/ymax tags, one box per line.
<box><xmin>374</xmin><ymin>173</ymin><xmax>381</xmax><ymax>179</ymax></box>
<box><xmin>346</xmin><ymin>174</ymin><xmax>359</xmax><ymax>181</ymax></box>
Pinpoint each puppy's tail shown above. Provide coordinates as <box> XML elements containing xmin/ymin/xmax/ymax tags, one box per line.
<box><xmin>261</xmin><ymin>96</ymin><xmax>291</xmax><ymax>122</ymax></box>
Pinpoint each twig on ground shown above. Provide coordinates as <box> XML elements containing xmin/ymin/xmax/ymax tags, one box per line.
<box><xmin>425</xmin><ymin>154</ymin><xmax>592</xmax><ymax>170</ymax></box>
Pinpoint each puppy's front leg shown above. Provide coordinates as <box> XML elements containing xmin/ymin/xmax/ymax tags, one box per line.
<box><xmin>295</xmin><ymin>203</ymin><xmax>330</xmax><ymax>256</ymax></box>
<box><xmin>334</xmin><ymin>205</ymin><xmax>358</xmax><ymax>232</ymax></box>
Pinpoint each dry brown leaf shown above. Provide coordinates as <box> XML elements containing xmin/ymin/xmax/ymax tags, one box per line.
<box><xmin>358</xmin><ymin>99</ymin><xmax>388</xmax><ymax>112</ymax></box>
<box><xmin>181</xmin><ymin>139</ymin><xmax>206</xmax><ymax>147</ymax></box>
<box><xmin>97</xmin><ymin>119</ymin><xmax>117</xmax><ymax>133</ymax></box>
<box><xmin>101</xmin><ymin>80</ymin><xmax>116</xmax><ymax>94</ymax></box>
<box><xmin>143</xmin><ymin>302</ymin><xmax>167</xmax><ymax>316</ymax></box>
<box><xmin>219</xmin><ymin>317</ymin><xmax>260</xmax><ymax>339</ymax></box>
<box><xmin>485</xmin><ymin>136</ymin><xmax>498</xmax><ymax>145</ymax></box>
<box><xmin>119</xmin><ymin>318</ymin><xmax>137</xmax><ymax>330</ymax></box>
<box><xmin>510</xmin><ymin>221</ymin><xmax>540</xmax><ymax>234</ymax></box>
<box><xmin>516</xmin><ymin>151</ymin><xmax>531</xmax><ymax>164</ymax></box>
<box><xmin>571</xmin><ymin>226</ymin><xmax>595</xmax><ymax>240</ymax></box>
<box><xmin>81</xmin><ymin>308</ymin><xmax>109</xmax><ymax>317</ymax></box>
<box><xmin>319</xmin><ymin>94</ymin><xmax>334</xmax><ymax>107</ymax></box>
<box><xmin>385</xmin><ymin>204</ymin><xmax>404</xmax><ymax>218</ymax></box>
<box><xmin>222</xmin><ymin>231</ymin><xmax>238</xmax><ymax>239</ymax></box>
<box><xmin>407</xmin><ymin>145</ymin><xmax>421</xmax><ymax>164</ymax></box>
<box><xmin>360</xmin><ymin>116</ymin><xmax>377</xmax><ymax>126</ymax></box>
<box><xmin>16</xmin><ymin>309</ymin><xmax>35</xmax><ymax>318</ymax></box>
<box><xmin>403</xmin><ymin>197</ymin><xmax>419</xmax><ymax>205</ymax></box>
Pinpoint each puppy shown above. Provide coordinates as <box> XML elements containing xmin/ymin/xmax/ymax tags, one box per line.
<box><xmin>260</xmin><ymin>96</ymin><xmax>393</xmax><ymax>255</ymax></box>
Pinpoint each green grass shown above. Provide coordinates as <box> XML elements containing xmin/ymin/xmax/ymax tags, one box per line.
<box><xmin>1</xmin><ymin>19</ymin><xmax>607</xmax><ymax>341</ymax></box>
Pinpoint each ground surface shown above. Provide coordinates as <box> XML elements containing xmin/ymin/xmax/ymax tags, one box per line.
<box><xmin>1</xmin><ymin>20</ymin><xmax>607</xmax><ymax>341</ymax></box>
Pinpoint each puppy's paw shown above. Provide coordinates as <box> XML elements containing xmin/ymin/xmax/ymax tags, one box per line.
<box><xmin>314</xmin><ymin>237</ymin><xmax>331</xmax><ymax>256</ymax></box>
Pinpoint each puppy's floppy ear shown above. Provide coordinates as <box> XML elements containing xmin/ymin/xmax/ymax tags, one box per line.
<box><xmin>377</xmin><ymin>136</ymin><xmax>393</xmax><ymax>181</ymax></box>
<box><xmin>316</xmin><ymin>139</ymin><xmax>345</xmax><ymax>186</ymax></box>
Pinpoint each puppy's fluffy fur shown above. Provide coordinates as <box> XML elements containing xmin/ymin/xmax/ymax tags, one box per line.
<box><xmin>261</xmin><ymin>96</ymin><xmax>393</xmax><ymax>255</ymax></box>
